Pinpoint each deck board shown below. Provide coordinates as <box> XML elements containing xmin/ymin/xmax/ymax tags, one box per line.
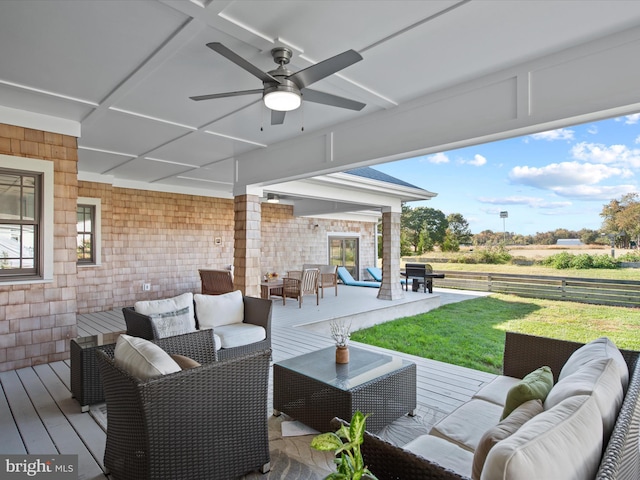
<box><xmin>0</xmin><ymin>286</ymin><xmax>494</xmax><ymax>479</ymax></box>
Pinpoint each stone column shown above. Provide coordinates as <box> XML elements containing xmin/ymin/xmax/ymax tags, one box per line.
<box><xmin>377</xmin><ymin>209</ymin><xmax>405</xmax><ymax>300</ymax></box>
<box><xmin>233</xmin><ymin>194</ymin><xmax>261</xmax><ymax>297</ymax></box>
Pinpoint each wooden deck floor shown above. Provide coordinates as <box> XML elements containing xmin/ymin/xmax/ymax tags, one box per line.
<box><xmin>1</xmin><ymin>286</ymin><xmax>495</xmax><ymax>479</ymax></box>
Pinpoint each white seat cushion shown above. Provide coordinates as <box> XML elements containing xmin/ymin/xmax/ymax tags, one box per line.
<box><xmin>481</xmin><ymin>395</ymin><xmax>603</xmax><ymax>480</ymax></box>
<box><xmin>215</xmin><ymin>323</ymin><xmax>266</xmax><ymax>349</ymax></box>
<box><xmin>114</xmin><ymin>334</ymin><xmax>181</xmax><ymax>379</ymax></box>
<box><xmin>473</xmin><ymin>375</ymin><xmax>520</xmax><ymax>406</ymax></box>
<box><xmin>194</xmin><ymin>290</ymin><xmax>244</xmax><ymax>328</ymax></box>
<box><xmin>560</xmin><ymin>337</ymin><xmax>628</xmax><ymax>390</ymax></box>
<box><xmin>430</xmin><ymin>399</ymin><xmax>503</xmax><ymax>452</ymax></box>
<box><xmin>134</xmin><ymin>292</ymin><xmax>196</xmax><ymax>331</ymax></box>
<box><xmin>404</xmin><ymin>434</ymin><xmax>473</xmax><ymax>479</ymax></box>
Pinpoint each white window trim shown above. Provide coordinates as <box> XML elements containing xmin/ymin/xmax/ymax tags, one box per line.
<box><xmin>77</xmin><ymin>197</ymin><xmax>102</xmax><ymax>267</ymax></box>
<box><xmin>0</xmin><ymin>153</ymin><xmax>53</xmax><ymax>284</ymax></box>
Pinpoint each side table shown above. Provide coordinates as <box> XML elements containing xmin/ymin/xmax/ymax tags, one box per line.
<box><xmin>70</xmin><ymin>332</ymin><xmax>123</xmax><ymax>412</ymax></box>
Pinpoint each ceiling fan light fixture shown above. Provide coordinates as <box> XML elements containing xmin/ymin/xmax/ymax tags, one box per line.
<box><xmin>264</xmin><ymin>90</ymin><xmax>301</xmax><ymax>111</ymax></box>
<box><xmin>266</xmin><ymin>193</ymin><xmax>280</xmax><ymax>203</ymax></box>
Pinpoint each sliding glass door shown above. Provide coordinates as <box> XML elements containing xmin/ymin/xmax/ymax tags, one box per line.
<box><xmin>329</xmin><ymin>236</ymin><xmax>359</xmax><ymax>279</ymax></box>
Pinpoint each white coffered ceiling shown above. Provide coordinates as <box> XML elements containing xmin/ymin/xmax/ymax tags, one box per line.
<box><xmin>2</xmin><ymin>0</ymin><xmax>640</xmax><ymax>210</ymax></box>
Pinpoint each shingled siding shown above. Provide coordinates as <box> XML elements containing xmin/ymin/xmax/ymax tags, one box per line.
<box><xmin>261</xmin><ymin>203</ymin><xmax>376</xmax><ymax>278</ymax></box>
<box><xmin>0</xmin><ymin>123</ymin><xmax>78</xmax><ymax>371</ymax></box>
<box><xmin>75</xmin><ymin>188</ymin><xmax>376</xmax><ymax>313</ymax></box>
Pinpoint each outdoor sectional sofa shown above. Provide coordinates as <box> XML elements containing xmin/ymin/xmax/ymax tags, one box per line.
<box><xmin>335</xmin><ymin>331</ymin><xmax>640</xmax><ymax>480</ymax></box>
<box><xmin>122</xmin><ymin>290</ymin><xmax>271</xmax><ymax>360</ymax></box>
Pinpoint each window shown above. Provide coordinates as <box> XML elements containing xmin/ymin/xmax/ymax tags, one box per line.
<box><xmin>77</xmin><ymin>204</ymin><xmax>95</xmax><ymax>263</ymax></box>
<box><xmin>77</xmin><ymin>197</ymin><xmax>101</xmax><ymax>266</ymax></box>
<box><xmin>0</xmin><ymin>154</ymin><xmax>53</xmax><ymax>283</ymax></box>
<box><xmin>0</xmin><ymin>169</ymin><xmax>41</xmax><ymax>276</ymax></box>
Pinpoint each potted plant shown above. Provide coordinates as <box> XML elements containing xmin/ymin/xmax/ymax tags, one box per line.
<box><xmin>310</xmin><ymin>410</ymin><xmax>378</xmax><ymax>480</ymax></box>
<box><xmin>330</xmin><ymin>319</ymin><xmax>352</xmax><ymax>364</ymax></box>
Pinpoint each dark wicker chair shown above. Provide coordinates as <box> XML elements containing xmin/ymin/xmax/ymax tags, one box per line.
<box><xmin>122</xmin><ymin>295</ymin><xmax>272</xmax><ymax>360</ymax></box>
<box><xmin>332</xmin><ymin>332</ymin><xmax>640</xmax><ymax>480</ymax></box>
<box><xmin>96</xmin><ymin>332</ymin><xmax>271</xmax><ymax>480</ymax></box>
<box><xmin>199</xmin><ymin>268</ymin><xmax>234</xmax><ymax>295</ymax></box>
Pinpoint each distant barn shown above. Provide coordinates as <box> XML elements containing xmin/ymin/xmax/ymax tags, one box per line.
<box><xmin>556</xmin><ymin>239</ymin><xmax>584</xmax><ymax>246</ymax></box>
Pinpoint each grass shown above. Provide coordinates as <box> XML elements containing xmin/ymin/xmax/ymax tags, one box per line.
<box><xmin>350</xmin><ymin>293</ymin><xmax>640</xmax><ymax>375</ymax></box>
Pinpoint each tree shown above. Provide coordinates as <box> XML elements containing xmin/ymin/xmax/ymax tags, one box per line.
<box><xmin>440</xmin><ymin>229</ymin><xmax>460</xmax><ymax>252</ymax></box>
<box><xmin>600</xmin><ymin>193</ymin><xmax>640</xmax><ymax>248</ymax></box>
<box><xmin>446</xmin><ymin>213</ymin><xmax>472</xmax><ymax>245</ymax></box>
<box><xmin>417</xmin><ymin>227</ymin><xmax>434</xmax><ymax>253</ymax></box>
<box><xmin>401</xmin><ymin>206</ymin><xmax>448</xmax><ymax>250</ymax></box>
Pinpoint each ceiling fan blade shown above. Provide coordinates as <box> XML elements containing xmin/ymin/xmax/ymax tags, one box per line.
<box><xmin>190</xmin><ymin>89</ymin><xmax>263</xmax><ymax>101</ymax></box>
<box><xmin>206</xmin><ymin>42</ymin><xmax>280</xmax><ymax>84</ymax></box>
<box><xmin>288</xmin><ymin>50</ymin><xmax>363</xmax><ymax>89</ymax></box>
<box><xmin>302</xmin><ymin>88</ymin><xmax>366</xmax><ymax>111</ymax></box>
<box><xmin>271</xmin><ymin>110</ymin><xmax>286</xmax><ymax>125</ymax></box>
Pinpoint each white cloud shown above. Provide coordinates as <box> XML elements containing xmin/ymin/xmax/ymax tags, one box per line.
<box><xmin>635</xmin><ymin>135</ymin><xmax>640</xmax><ymax>144</ymax></box>
<box><xmin>509</xmin><ymin>162</ymin><xmax>626</xmax><ymax>188</ymax></box>
<box><xmin>624</xmin><ymin>113</ymin><xmax>640</xmax><ymax>125</ymax></box>
<box><xmin>529</xmin><ymin>128</ymin><xmax>574</xmax><ymax>141</ymax></box>
<box><xmin>571</xmin><ymin>142</ymin><xmax>640</xmax><ymax>168</ymax></box>
<box><xmin>427</xmin><ymin>152</ymin><xmax>449</xmax><ymax>164</ymax></box>
<box><xmin>477</xmin><ymin>196</ymin><xmax>571</xmax><ymax>209</ymax></box>
<box><xmin>587</xmin><ymin>125</ymin><xmax>598</xmax><ymax>135</ymax></box>
<box><xmin>466</xmin><ymin>154</ymin><xmax>487</xmax><ymax>167</ymax></box>
<box><xmin>551</xmin><ymin>184</ymin><xmax>637</xmax><ymax>200</ymax></box>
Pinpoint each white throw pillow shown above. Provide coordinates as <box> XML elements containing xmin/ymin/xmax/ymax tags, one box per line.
<box><xmin>481</xmin><ymin>395</ymin><xmax>603</xmax><ymax>480</ymax></box>
<box><xmin>148</xmin><ymin>306</ymin><xmax>194</xmax><ymax>338</ymax></box>
<box><xmin>545</xmin><ymin>357</ymin><xmax>623</xmax><ymax>442</ymax></box>
<box><xmin>134</xmin><ymin>292</ymin><xmax>196</xmax><ymax>331</ymax></box>
<box><xmin>194</xmin><ymin>290</ymin><xmax>244</xmax><ymax>328</ymax></box>
<box><xmin>559</xmin><ymin>337</ymin><xmax>628</xmax><ymax>390</ymax></box>
<box><xmin>114</xmin><ymin>334</ymin><xmax>181</xmax><ymax>379</ymax></box>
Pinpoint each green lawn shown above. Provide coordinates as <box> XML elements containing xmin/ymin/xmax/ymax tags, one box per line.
<box><xmin>350</xmin><ymin>293</ymin><xmax>640</xmax><ymax>375</ymax></box>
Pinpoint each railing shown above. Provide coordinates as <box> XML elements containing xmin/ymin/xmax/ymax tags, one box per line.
<box><xmin>433</xmin><ymin>270</ymin><xmax>640</xmax><ymax>308</ymax></box>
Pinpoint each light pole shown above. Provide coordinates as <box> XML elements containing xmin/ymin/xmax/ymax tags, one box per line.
<box><xmin>500</xmin><ymin>211</ymin><xmax>508</xmax><ymax>243</ymax></box>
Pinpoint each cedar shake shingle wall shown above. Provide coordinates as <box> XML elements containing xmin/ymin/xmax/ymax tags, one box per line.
<box><xmin>261</xmin><ymin>203</ymin><xmax>376</xmax><ymax>278</ymax></box>
<box><xmin>0</xmin><ymin>123</ymin><xmax>78</xmax><ymax>372</ymax></box>
<box><xmin>77</xmin><ymin>183</ymin><xmax>235</xmax><ymax>311</ymax></box>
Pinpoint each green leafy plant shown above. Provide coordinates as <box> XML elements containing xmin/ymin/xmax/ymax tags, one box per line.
<box><xmin>311</xmin><ymin>411</ymin><xmax>378</xmax><ymax>480</ymax></box>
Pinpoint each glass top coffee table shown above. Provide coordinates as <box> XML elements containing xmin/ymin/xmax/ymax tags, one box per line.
<box><xmin>273</xmin><ymin>345</ymin><xmax>416</xmax><ymax>433</ymax></box>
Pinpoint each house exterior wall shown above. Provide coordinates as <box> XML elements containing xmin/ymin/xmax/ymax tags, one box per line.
<box><xmin>0</xmin><ymin>123</ymin><xmax>78</xmax><ymax>372</ymax></box>
<box><xmin>261</xmin><ymin>203</ymin><xmax>376</xmax><ymax>278</ymax></box>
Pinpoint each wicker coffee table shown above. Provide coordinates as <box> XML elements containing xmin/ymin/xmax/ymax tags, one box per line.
<box><xmin>273</xmin><ymin>345</ymin><xmax>416</xmax><ymax>433</ymax></box>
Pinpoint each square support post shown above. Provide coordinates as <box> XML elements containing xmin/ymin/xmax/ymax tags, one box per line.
<box><xmin>377</xmin><ymin>210</ymin><xmax>404</xmax><ymax>300</ymax></box>
<box><xmin>234</xmin><ymin>194</ymin><xmax>261</xmax><ymax>297</ymax></box>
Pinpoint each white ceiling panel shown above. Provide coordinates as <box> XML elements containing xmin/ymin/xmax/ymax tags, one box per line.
<box><xmin>107</xmin><ymin>157</ymin><xmax>194</xmax><ymax>183</ymax></box>
<box><xmin>148</xmin><ymin>131</ymin><xmax>258</xmax><ymax>167</ymax></box>
<box><xmin>0</xmin><ymin>84</ymin><xmax>94</xmax><ymax>122</ymax></box>
<box><xmin>79</xmin><ymin>110</ymin><xmax>191</xmax><ymax>156</ymax></box>
<box><xmin>78</xmin><ymin>149</ymin><xmax>134</xmax><ymax>175</ymax></box>
<box><xmin>0</xmin><ymin>0</ymin><xmax>187</xmax><ymax>103</ymax></box>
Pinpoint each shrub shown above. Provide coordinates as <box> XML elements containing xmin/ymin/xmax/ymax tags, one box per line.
<box><xmin>449</xmin><ymin>245</ymin><xmax>512</xmax><ymax>264</ymax></box>
<box><xmin>542</xmin><ymin>252</ymin><xmax>620</xmax><ymax>269</ymax></box>
<box><xmin>618</xmin><ymin>252</ymin><xmax>640</xmax><ymax>262</ymax></box>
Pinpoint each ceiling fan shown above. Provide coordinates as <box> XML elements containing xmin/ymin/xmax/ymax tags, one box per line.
<box><xmin>190</xmin><ymin>42</ymin><xmax>366</xmax><ymax>125</ymax></box>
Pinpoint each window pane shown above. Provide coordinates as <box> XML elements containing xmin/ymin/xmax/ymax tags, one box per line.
<box><xmin>21</xmin><ymin>225</ymin><xmax>35</xmax><ymax>259</ymax></box>
<box><xmin>23</xmin><ymin>186</ymin><xmax>36</xmax><ymax>221</ymax></box>
<box><xmin>0</xmin><ymin>186</ymin><xmax>21</xmax><ymax>219</ymax></box>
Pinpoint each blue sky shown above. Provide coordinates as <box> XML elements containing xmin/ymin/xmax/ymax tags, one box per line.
<box><xmin>375</xmin><ymin>113</ymin><xmax>640</xmax><ymax>236</ymax></box>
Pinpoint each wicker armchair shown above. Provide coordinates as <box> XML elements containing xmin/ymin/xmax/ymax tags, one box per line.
<box><xmin>282</xmin><ymin>267</ymin><xmax>319</xmax><ymax>308</ymax></box>
<box><xmin>199</xmin><ymin>269</ymin><xmax>234</xmax><ymax>295</ymax></box>
<box><xmin>96</xmin><ymin>333</ymin><xmax>271</xmax><ymax>480</ymax></box>
<box><xmin>122</xmin><ymin>295</ymin><xmax>272</xmax><ymax>360</ymax></box>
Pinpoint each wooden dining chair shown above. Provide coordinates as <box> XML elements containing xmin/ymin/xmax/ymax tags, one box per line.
<box><xmin>282</xmin><ymin>268</ymin><xmax>319</xmax><ymax>308</ymax></box>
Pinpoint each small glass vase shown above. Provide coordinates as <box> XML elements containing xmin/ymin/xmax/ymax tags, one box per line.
<box><xmin>336</xmin><ymin>345</ymin><xmax>349</xmax><ymax>364</ymax></box>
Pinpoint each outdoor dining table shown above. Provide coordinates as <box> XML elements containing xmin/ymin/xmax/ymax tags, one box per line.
<box><xmin>260</xmin><ymin>279</ymin><xmax>283</xmax><ymax>299</ymax></box>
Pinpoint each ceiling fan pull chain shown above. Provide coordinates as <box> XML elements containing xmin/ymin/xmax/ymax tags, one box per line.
<box><xmin>301</xmin><ymin>102</ymin><xmax>305</xmax><ymax>132</ymax></box>
<box><xmin>261</xmin><ymin>103</ymin><xmax>264</xmax><ymax>131</ymax></box>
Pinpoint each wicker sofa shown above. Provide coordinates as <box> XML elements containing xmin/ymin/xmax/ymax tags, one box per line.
<box><xmin>335</xmin><ymin>332</ymin><xmax>640</xmax><ymax>480</ymax></box>
<box><xmin>96</xmin><ymin>330</ymin><xmax>271</xmax><ymax>480</ymax></box>
<box><xmin>123</xmin><ymin>291</ymin><xmax>271</xmax><ymax>360</ymax></box>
